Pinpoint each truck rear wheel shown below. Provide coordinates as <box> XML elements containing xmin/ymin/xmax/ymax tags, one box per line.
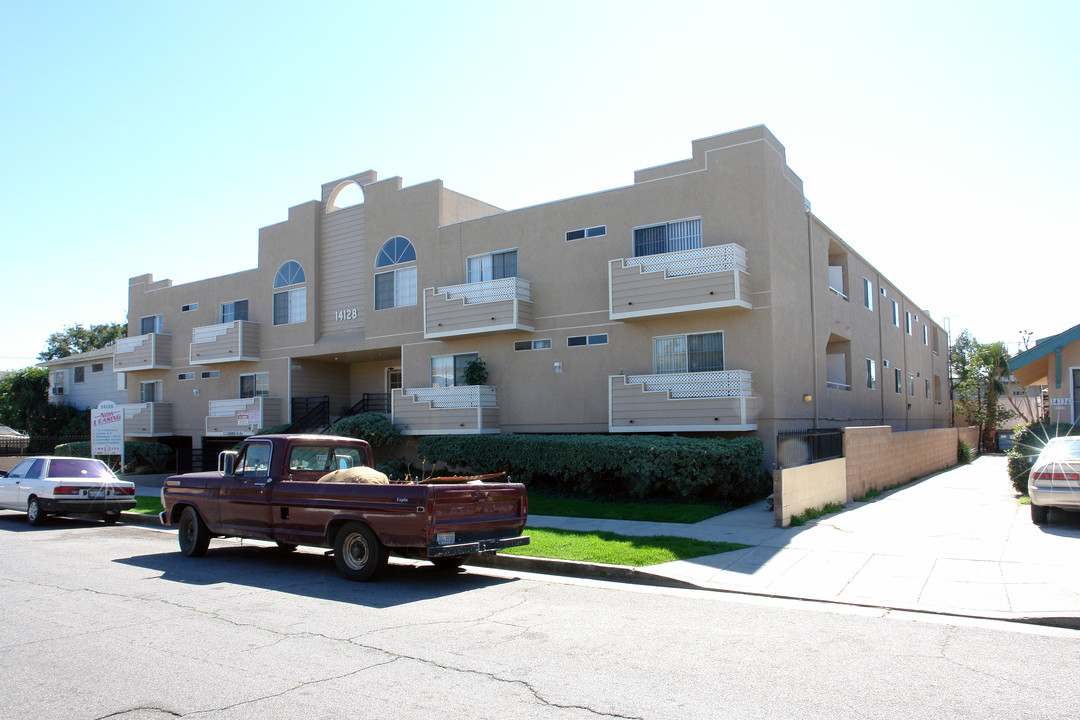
<box><xmin>178</xmin><ymin>506</ymin><xmax>211</xmax><ymax>557</ymax></box>
<box><xmin>333</xmin><ymin>522</ymin><xmax>384</xmax><ymax>581</ymax></box>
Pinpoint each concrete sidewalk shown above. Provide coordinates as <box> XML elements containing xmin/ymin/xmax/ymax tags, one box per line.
<box><xmin>524</xmin><ymin>455</ymin><xmax>1080</xmax><ymax>625</ymax></box>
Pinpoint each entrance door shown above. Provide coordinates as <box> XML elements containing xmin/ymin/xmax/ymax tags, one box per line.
<box><xmin>1073</xmin><ymin>369</ymin><xmax>1080</xmax><ymax>424</ymax></box>
<box><xmin>386</xmin><ymin>367</ymin><xmax>402</xmax><ymax>393</ymax></box>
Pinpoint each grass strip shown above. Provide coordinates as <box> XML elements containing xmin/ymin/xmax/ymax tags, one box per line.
<box><xmin>789</xmin><ymin>502</ymin><xmax>845</xmax><ymax>527</ymax></box>
<box><xmin>501</xmin><ymin>526</ymin><xmax>747</xmax><ymax>566</ymax></box>
<box><xmin>131</xmin><ymin>496</ymin><xmax>164</xmax><ymax>515</ymax></box>
<box><xmin>527</xmin><ymin>494</ymin><xmax>730</xmax><ymax>524</ymax></box>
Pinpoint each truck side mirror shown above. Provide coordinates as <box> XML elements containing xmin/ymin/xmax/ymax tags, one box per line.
<box><xmin>220</xmin><ymin>451</ymin><xmax>237</xmax><ymax>476</ymax></box>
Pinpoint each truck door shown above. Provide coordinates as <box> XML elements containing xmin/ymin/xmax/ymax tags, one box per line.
<box><xmin>217</xmin><ymin>439</ymin><xmax>274</xmax><ymax>539</ymax></box>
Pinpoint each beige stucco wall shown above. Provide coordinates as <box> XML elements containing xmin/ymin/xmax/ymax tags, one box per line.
<box><xmin>843</xmin><ymin>426</ymin><xmax>960</xmax><ymax>502</ymax></box>
<box><xmin>773</xmin><ymin>457</ymin><xmax>847</xmax><ymax>527</ymax></box>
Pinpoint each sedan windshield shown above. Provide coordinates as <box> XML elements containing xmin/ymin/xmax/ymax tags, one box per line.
<box><xmin>46</xmin><ymin>459</ymin><xmax>115</xmax><ymax>479</ymax></box>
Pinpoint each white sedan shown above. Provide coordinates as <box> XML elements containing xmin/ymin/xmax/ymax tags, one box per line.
<box><xmin>0</xmin><ymin>456</ymin><xmax>136</xmax><ymax>525</ymax></box>
<box><xmin>1028</xmin><ymin>437</ymin><xmax>1080</xmax><ymax>524</ymax></box>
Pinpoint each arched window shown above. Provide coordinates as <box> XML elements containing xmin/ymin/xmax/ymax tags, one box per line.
<box><xmin>375</xmin><ymin>236</ymin><xmax>416</xmax><ymax>268</ymax></box>
<box><xmin>374</xmin><ymin>237</ymin><xmax>417</xmax><ymax>310</ymax></box>
<box><xmin>274</xmin><ymin>260</ymin><xmax>306</xmax><ymax>288</ymax></box>
<box><xmin>273</xmin><ymin>261</ymin><xmax>306</xmax><ymax>325</ymax></box>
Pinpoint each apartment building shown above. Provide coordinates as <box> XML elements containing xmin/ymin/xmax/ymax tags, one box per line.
<box><xmin>60</xmin><ymin>125</ymin><xmax>950</xmax><ymax>466</ymax></box>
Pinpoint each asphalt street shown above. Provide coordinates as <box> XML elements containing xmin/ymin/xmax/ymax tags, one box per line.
<box><xmin>0</xmin><ymin>515</ymin><xmax>1077</xmax><ymax>720</ymax></box>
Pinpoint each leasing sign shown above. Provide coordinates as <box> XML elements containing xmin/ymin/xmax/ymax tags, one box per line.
<box><xmin>92</xmin><ymin>401</ymin><xmax>124</xmax><ymax>456</ymax></box>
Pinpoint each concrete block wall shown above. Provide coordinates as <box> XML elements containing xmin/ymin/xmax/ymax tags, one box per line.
<box><xmin>844</xmin><ymin>426</ymin><xmax>964</xmax><ymax>502</ymax></box>
<box><xmin>773</xmin><ymin>457</ymin><xmax>847</xmax><ymax>527</ymax></box>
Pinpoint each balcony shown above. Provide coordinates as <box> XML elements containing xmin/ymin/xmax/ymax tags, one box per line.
<box><xmin>120</xmin><ymin>403</ymin><xmax>172</xmax><ymax>437</ymax></box>
<box><xmin>392</xmin><ymin>386</ymin><xmax>499</xmax><ymax>435</ymax></box>
<box><xmin>424</xmin><ymin>277</ymin><xmax>534</xmax><ymax>339</ymax></box>
<box><xmin>113</xmin><ymin>333</ymin><xmax>171</xmax><ymax>371</ymax></box>
<box><xmin>609</xmin><ymin>244</ymin><xmax>751</xmax><ymax>320</ymax></box>
<box><xmin>609</xmin><ymin>370</ymin><xmax>757</xmax><ymax>432</ymax></box>
<box><xmin>189</xmin><ymin>320</ymin><xmax>260</xmax><ymax>365</ymax></box>
<box><xmin>205</xmin><ymin>396</ymin><xmax>282</xmax><ymax>437</ymax></box>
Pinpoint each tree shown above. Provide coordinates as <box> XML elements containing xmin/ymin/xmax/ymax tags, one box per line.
<box><xmin>38</xmin><ymin>321</ymin><xmax>127</xmax><ymax>361</ymax></box>
<box><xmin>950</xmin><ymin>331</ymin><xmax>1014</xmax><ymax>451</ymax></box>
<box><xmin>0</xmin><ymin>367</ymin><xmax>89</xmax><ymax>436</ymax></box>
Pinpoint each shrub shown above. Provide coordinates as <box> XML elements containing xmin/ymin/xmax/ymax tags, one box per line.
<box><xmin>957</xmin><ymin>439</ymin><xmax>973</xmax><ymax>464</ymax></box>
<box><xmin>52</xmin><ymin>440</ymin><xmax>174</xmax><ymax>475</ymax></box>
<box><xmin>325</xmin><ymin>412</ymin><xmax>402</xmax><ymax>447</ymax></box>
<box><xmin>1006</xmin><ymin>422</ymin><xmax>1079</xmax><ymax>495</ymax></box>
<box><xmin>416</xmin><ymin>434</ymin><xmax>768</xmax><ymax>502</ymax></box>
<box><xmin>255</xmin><ymin>423</ymin><xmax>292</xmax><ymax>435</ymax></box>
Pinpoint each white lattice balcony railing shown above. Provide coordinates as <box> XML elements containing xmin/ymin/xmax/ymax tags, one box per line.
<box><xmin>402</xmin><ymin>385</ymin><xmax>498</xmax><ymax>408</ymax></box>
<box><xmin>433</xmin><ymin>277</ymin><xmax>531</xmax><ymax>304</ymax></box>
<box><xmin>623</xmin><ymin>244</ymin><xmax>748</xmax><ymax>278</ymax></box>
<box><xmin>625</xmin><ymin>370</ymin><xmax>753</xmax><ymax>398</ymax></box>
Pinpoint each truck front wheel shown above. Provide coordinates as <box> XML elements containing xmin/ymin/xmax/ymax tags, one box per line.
<box><xmin>178</xmin><ymin>506</ymin><xmax>211</xmax><ymax>557</ymax></box>
<box><xmin>333</xmin><ymin>522</ymin><xmax>384</xmax><ymax>581</ymax></box>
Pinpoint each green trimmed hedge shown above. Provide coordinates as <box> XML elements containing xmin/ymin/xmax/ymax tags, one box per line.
<box><xmin>325</xmin><ymin>412</ymin><xmax>402</xmax><ymax>447</ymax></box>
<box><xmin>416</xmin><ymin>434</ymin><xmax>768</xmax><ymax>502</ymax></box>
<box><xmin>1006</xmin><ymin>422</ymin><xmax>1080</xmax><ymax>495</ymax></box>
<box><xmin>52</xmin><ymin>440</ymin><xmax>174</xmax><ymax>475</ymax></box>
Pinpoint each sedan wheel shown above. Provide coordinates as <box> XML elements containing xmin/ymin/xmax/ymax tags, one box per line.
<box><xmin>27</xmin><ymin>497</ymin><xmax>46</xmax><ymax>526</ymax></box>
<box><xmin>103</xmin><ymin>511</ymin><xmax>120</xmax><ymax>525</ymax></box>
<box><xmin>1031</xmin><ymin>503</ymin><xmax>1049</xmax><ymax>525</ymax></box>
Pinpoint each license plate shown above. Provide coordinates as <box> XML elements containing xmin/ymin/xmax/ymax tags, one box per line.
<box><xmin>88</xmin><ymin>489</ymin><xmax>104</xmax><ymax>499</ymax></box>
<box><xmin>437</xmin><ymin>531</ymin><xmax>455</xmax><ymax>546</ymax></box>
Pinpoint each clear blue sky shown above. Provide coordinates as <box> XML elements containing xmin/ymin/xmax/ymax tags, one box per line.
<box><xmin>2</xmin><ymin>0</ymin><xmax>1077</xmax><ymax>370</ymax></box>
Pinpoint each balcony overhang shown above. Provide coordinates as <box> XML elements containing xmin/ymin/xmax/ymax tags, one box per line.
<box><xmin>392</xmin><ymin>386</ymin><xmax>500</xmax><ymax>435</ymax></box>
<box><xmin>609</xmin><ymin>371</ymin><xmax>757</xmax><ymax>432</ymax></box>
<box><xmin>609</xmin><ymin>244</ymin><xmax>751</xmax><ymax>321</ymax></box>
<box><xmin>190</xmin><ymin>321</ymin><xmax>260</xmax><ymax>365</ymax></box>
<box><xmin>113</xmin><ymin>333</ymin><xmax>171</xmax><ymax>371</ymax></box>
<box><xmin>424</xmin><ymin>278</ymin><xmax>534</xmax><ymax>339</ymax></box>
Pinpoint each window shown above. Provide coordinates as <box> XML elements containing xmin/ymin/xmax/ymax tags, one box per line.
<box><xmin>514</xmin><ymin>339</ymin><xmax>551</xmax><ymax>351</ymax></box>
<box><xmin>567</xmin><ymin>334</ymin><xmax>609</xmax><ymax>347</ymax></box>
<box><xmin>140</xmin><ymin>315</ymin><xmax>162</xmax><ymax>335</ymax></box>
<box><xmin>867</xmin><ymin>359</ymin><xmax>877</xmax><ymax>389</ymax></box>
<box><xmin>286</xmin><ymin>444</ymin><xmax>367</xmax><ymax>474</ymax></box>
<box><xmin>239</xmin><ymin>372</ymin><xmax>269</xmax><ymax>399</ymax></box>
<box><xmin>181</xmin><ymin>303</ymin><xmax>198</xmax><ymax>312</ymax></box>
<box><xmin>140</xmin><ymin>381</ymin><xmax>161</xmax><ymax>403</ymax></box>
<box><xmin>273</xmin><ymin>262</ymin><xmax>306</xmax><ymax>326</ymax></box>
<box><xmin>430</xmin><ymin>353</ymin><xmax>478</xmax><ymax>387</ymax></box>
<box><xmin>909</xmin><ymin>373</ymin><xmax>915</xmax><ymax>396</ymax></box>
<box><xmin>633</xmin><ymin>218</ymin><xmax>701</xmax><ymax>257</ymax></box>
<box><xmin>892</xmin><ymin>301</ymin><xmax>900</xmax><ymax>328</ymax></box>
<box><xmin>235</xmin><ymin>441</ymin><xmax>271</xmax><ymax>478</ymax></box>
<box><xmin>825</xmin><ymin>336</ymin><xmax>851</xmax><ymax>390</ymax></box>
<box><xmin>73</xmin><ymin>366</ymin><xmax>85</xmax><ymax>384</ymax></box>
<box><xmin>116</xmin><ymin>373</ymin><xmax>126</xmax><ymax>391</ymax></box>
<box><xmin>925</xmin><ymin>378</ymin><xmax>931</xmax><ymax>399</ymax></box>
<box><xmin>566</xmin><ymin>225</ymin><xmax>606</xmax><ymax>242</ymax></box>
<box><xmin>375</xmin><ymin>236</ymin><xmax>416</xmax><ymax>268</ymax></box>
<box><xmin>863</xmin><ymin>278</ymin><xmax>873</xmax><ymax>311</ymax></box>
<box><xmin>894</xmin><ymin>368</ymin><xmax>902</xmax><ymax>394</ymax></box>
<box><xmin>177</xmin><ymin>372</ymin><xmax>195</xmax><ymax>381</ymax></box>
<box><xmin>201</xmin><ymin>370</ymin><xmax>219</xmax><ymax>379</ymax></box>
<box><xmin>91</xmin><ymin>363</ymin><xmax>103</xmax><ymax>373</ymax></box>
<box><xmin>221</xmin><ymin>299</ymin><xmax>248</xmax><ymax>323</ymax></box>
<box><xmin>467</xmin><ymin>249</ymin><xmax>517</xmax><ymax>283</ymax></box>
<box><xmin>374</xmin><ymin>267</ymin><xmax>417</xmax><ymax>310</ymax></box>
<box><xmin>52</xmin><ymin>370</ymin><xmax>64</xmax><ymax>395</ymax></box>
<box><xmin>905</xmin><ymin>311</ymin><xmax>912</xmax><ymax>335</ymax></box>
<box><xmin>653</xmin><ymin>332</ymin><xmax>723</xmax><ymax>373</ymax></box>
<box><xmin>923</xmin><ymin>325</ymin><xmax>929</xmax><ymax>345</ymax></box>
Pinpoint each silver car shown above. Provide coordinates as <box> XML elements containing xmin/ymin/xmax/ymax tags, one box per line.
<box><xmin>1028</xmin><ymin>437</ymin><xmax>1080</xmax><ymax>524</ymax></box>
<box><xmin>0</xmin><ymin>456</ymin><xmax>136</xmax><ymax>525</ymax></box>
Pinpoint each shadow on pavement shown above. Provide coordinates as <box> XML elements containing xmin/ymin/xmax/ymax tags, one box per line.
<box><xmin>114</xmin><ymin>543</ymin><xmax>516</xmax><ymax>608</ymax></box>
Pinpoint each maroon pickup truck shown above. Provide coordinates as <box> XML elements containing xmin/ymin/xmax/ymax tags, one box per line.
<box><xmin>159</xmin><ymin>434</ymin><xmax>529</xmax><ymax>581</ymax></box>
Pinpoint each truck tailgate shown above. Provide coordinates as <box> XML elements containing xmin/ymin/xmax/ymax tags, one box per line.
<box><xmin>429</xmin><ymin>483</ymin><xmax>528</xmax><ymax>552</ymax></box>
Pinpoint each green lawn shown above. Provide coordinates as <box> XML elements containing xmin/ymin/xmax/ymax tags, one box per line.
<box><xmin>501</xmin><ymin>526</ymin><xmax>747</xmax><ymax>566</ymax></box>
<box><xmin>131</xmin><ymin>496</ymin><xmax>164</xmax><ymax>515</ymax></box>
<box><xmin>527</xmin><ymin>494</ymin><xmax>730</xmax><ymax>524</ymax></box>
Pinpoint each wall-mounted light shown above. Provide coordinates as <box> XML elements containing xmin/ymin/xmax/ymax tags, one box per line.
<box><xmin>803</xmin><ymin>394</ymin><xmax>813</xmax><ymax>403</ymax></box>
<box><xmin>193</xmin><ymin>388</ymin><xmax>200</xmax><ymax>397</ymax></box>
<box><xmin>554</xmin><ymin>362</ymin><xmax>563</xmax><ymax>373</ymax></box>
